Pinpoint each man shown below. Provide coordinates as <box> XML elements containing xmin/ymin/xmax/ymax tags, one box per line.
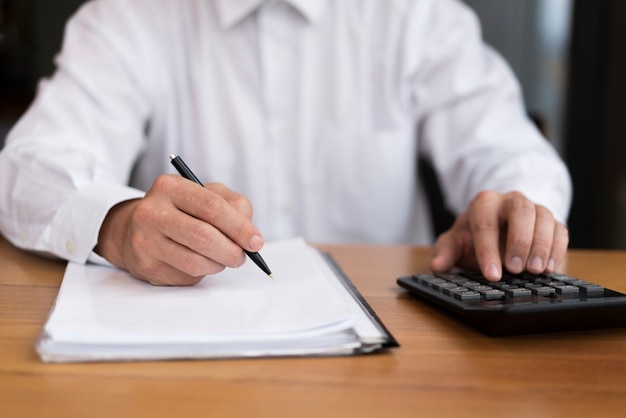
<box><xmin>0</xmin><ymin>0</ymin><xmax>571</xmax><ymax>285</ymax></box>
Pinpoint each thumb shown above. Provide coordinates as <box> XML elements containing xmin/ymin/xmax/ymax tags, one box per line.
<box><xmin>430</xmin><ymin>231</ymin><xmax>460</xmax><ymax>273</ymax></box>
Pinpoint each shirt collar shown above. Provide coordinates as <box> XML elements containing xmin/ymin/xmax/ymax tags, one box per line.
<box><xmin>216</xmin><ymin>0</ymin><xmax>327</xmax><ymax>28</ymax></box>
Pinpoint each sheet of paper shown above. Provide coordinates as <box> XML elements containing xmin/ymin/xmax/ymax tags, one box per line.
<box><xmin>44</xmin><ymin>238</ymin><xmax>355</xmax><ymax>345</ymax></box>
<box><xmin>311</xmin><ymin>250</ymin><xmax>389</xmax><ymax>344</ymax></box>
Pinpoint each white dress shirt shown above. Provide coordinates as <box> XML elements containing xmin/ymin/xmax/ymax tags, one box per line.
<box><xmin>0</xmin><ymin>0</ymin><xmax>572</xmax><ymax>264</ymax></box>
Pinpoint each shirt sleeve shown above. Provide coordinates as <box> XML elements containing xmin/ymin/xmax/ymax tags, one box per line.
<box><xmin>0</xmin><ymin>0</ymin><xmax>152</xmax><ymax>262</ymax></box>
<box><xmin>408</xmin><ymin>0</ymin><xmax>572</xmax><ymax>224</ymax></box>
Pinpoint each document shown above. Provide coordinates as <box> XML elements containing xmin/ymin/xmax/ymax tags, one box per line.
<box><xmin>36</xmin><ymin>238</ymin><xmax>397</xmax><ymax>362</ymax></box>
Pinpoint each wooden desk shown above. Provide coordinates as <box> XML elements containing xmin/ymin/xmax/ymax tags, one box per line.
<box><xmin>1</xmin><ymin>235</ymin><xmax>625</xmax><ymax>418</ymax></box>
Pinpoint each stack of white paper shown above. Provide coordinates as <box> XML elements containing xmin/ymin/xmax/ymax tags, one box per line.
<box><xmin>37</xmin><ymin>238</ymin><xmax>395</xmax><ymax>362</ymax></box>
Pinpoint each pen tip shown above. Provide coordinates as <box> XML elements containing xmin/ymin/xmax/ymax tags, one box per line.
<box><xmin>269</xmin><ymin>274</ymin><xmax>274</xmax><ymax>279</ymax></box>
<box><xmin>169</xmin><ymin>154</ymin><xmax>177</xmax><ymax>161</ymax></box>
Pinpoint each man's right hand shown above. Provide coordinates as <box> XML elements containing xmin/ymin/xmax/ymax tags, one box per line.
<box><xmin>94</xmin><ymin>175</ymin><xmax>264</xmax><ymax>286</ymax></box>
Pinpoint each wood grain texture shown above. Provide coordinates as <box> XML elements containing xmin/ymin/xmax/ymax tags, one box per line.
<box><xmin>1</xmin><ymin>236</ymin><xmax>625</xmax><ymax>418</ymax></box>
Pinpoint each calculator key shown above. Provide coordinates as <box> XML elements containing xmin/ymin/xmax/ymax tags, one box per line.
<box><xmin>579</xmin><ymin>284</ymin><xmax>604</xmax><ymax>294</ymax></box>
<box><xmin>523</xmin><ymin>283</ymin><xmax>543</xmax><ymax>289</ymax></box>
<box><xmin>531</xmin><ymin>286</ymin><xmax>556</xmax><ymax>296</ymax></box>
<box><xmin>546</xmin><ymin>281</ymin><xmax>568</xmax><ymax>287</ymax></box>
<box><xmin>435</xmin><ymin>282</ymin><xmax>461</xmax><ymax>292</ymax></box>
<box><xmin>505</xmin><ymin>288</ymin><xmax>532</xmax><ymax>298</ymax></box>
<box><xmin>453</xmin><ymin>291</ymin><xmax>481</xmax><ymax>301</ymax></box>
<box><xmin>424</xmin><ymin>278</ymin><xmax>447</xmax><ymax>288</ymax></box>
<box><xmin>462</xmin><ymin>282</ymin><xmax>482</xmax><ymax>290</ymax></box>
<box><xmin>435</xmin><ymin>273</ymin><xmax>469</xmax><ymax>284</ymax></box>
<box><xmin>442</xmin><ymin>286</ymin><xmax>469</xmax><ymax>296</ymax></box>
<box><xmin>550</xmin><ymin>273</ymin><xmax>576</xmax><ymax>282</ymax></box>
<box><xmin>479</xmin><ymin>289</ymin><xmax>505</xmax><ymax>300</ymax></box>
<box><xmin>416</xmin><ymin>275</ymin><xmax>436</xmax><ymax>285</ymax></box>
<box><xmin>553</xmin><ymin>285</ymin><xmax>580</xmax><ymax>295</ymax></box>
<box><xmin>489</xmin><ymin>282</ymin><xmax>517</xmax><ymax>290</ymax></box>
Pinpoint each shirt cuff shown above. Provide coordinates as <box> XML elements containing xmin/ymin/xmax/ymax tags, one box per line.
<box><xmin>48</xmin><ymin>183</ymin><xmax>145</xmax><ymax>263</ymax></box>
<box><xmin>87</xmin><ymin>251</ymin><xmax>115</xmax><ymax>267</ymax></box>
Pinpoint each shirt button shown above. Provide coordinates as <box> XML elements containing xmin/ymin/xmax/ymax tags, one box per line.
<box><xmin>66</xmin><ymin>240</ymin><xmax>75</xmax><ymax>255</ymax></box>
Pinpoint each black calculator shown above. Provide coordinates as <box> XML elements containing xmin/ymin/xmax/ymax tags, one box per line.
<box><xmin>397</xmin><ymin>270</ymin><xmax>626</xmax><ymax>336</ymax></box>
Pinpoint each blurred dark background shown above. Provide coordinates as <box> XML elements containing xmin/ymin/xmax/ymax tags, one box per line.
<box><xmin>1</xmin><ymin>0</ymin><xmax>625</xmax><ymax>250</ymax></box>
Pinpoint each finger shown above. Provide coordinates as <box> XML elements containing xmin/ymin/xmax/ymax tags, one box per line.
<box><xmin>167</xmin><ymin>177</ymin><xmax>263</xmax><ymax>252</ymax></box>
<box><xmin>206</xmin><ymin>182</ymin><xmax>254</xmax><ymax>219</ymax></box>
<box><xmin>139</xmin><ymin>181</ymin><xmax>250</xmax><ymax>269</ymax></box>
<box><xmin>430</xmin><ymin>230</ymin><xmax>460</xmax><ymax>273</ymax></box>
<box><xmin>501</xmin><ymin>192</ymin><xmax>536</xmax><ymax>274</ymax></box>
<box><xmin>129</xmin><ymin>255</ymin><xmax>207</xmax><ymax>286</ymax></box>
<box><xmin>161</xmin><ymin>211</ymin><xmax>248</xmax><ymax>269</ymax></box>
<box><xmin>467</xmin><ymin>191</ymin><xmax>503</xmax><ymax>281</ymax></box>
<box><xmin>545</xmin><ymin>222</ymin><xmax>569</xmax><ymax>273</ymax></box>
<box><xmin>144</xmin><ymin>234</ymin><xmax>234</xmax><ymax>281</ymax></box>
<box><xmin>123</xmin><ymin>205</ymin><xmax>234</xmax><ymax>284</ymax></box>
<box><xmin>120</xmin><ymin>225</ymin><xmax>215</xmax><ymax>286</ymax></box>
<box><xmin>525</xmin><ymin>205</ymin><xmax>555</xmax><ymax>274</ymax></box>
<box><xmin>430</xmin><ymin>213</ymin><xmax>480</xmax><ymax>273</ymax></box>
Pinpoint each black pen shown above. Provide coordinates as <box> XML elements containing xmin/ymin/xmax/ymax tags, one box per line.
<box><xmin>169</xmin><ymin>154</ymin><xmax>273</xmax><ymax>278</ymax></box>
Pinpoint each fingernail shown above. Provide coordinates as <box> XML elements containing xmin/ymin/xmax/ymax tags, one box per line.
<box><xmin>485</xmin><ymin>263</ymin><xmax>500</xmax><ymax>281</ymax></box>
<box><xmin>547</xmin><ymin>258</ymin><xmax>556</xmax><ymax>272</ymax></box>
<box><xmin>249</xmin><ymin>235</ymin><xmax>263</xmax><ymax>251</ymax></box>
<box><xmin>529</xmin><ymin>256</ymin><xmax>543</xmax><ymax>272</ymax></box>
<box><xmin>235</xmin><ymin>253</ymin><xmax>247</xmax><ymax>267</ymax></box>
<box><xmin>508</xmin><ymin>256</ymin><xmax>523</xmax><ymax>272</ymax></box>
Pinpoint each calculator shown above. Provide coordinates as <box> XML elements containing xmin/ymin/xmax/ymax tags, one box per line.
<box><xmin>397</xmin><ymin>270</ymin><xmax>626</xmax><ymax>336</ymax></box>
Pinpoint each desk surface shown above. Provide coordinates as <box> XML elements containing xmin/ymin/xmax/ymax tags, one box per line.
<box><xmin>1</xmin><ymin>235</ymin><xmax>625</xmax><ymax>418</ymax></box>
